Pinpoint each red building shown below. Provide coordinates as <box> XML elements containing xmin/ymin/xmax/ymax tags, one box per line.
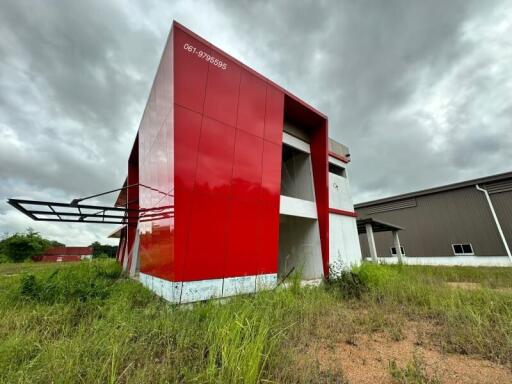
<box><xmin>8</xmin><ymin>21</ymin><xmax>361</xmax><ymax>302</ymax></box>
<box><xmin>110</xmin><ymin>22</ymin><xmax>362</xmax><ymax>303</ymax></box>
<box><xmin>34</xmin><ymin>246</ymin><xmax>93</xmax><ymax>263</ymax></box>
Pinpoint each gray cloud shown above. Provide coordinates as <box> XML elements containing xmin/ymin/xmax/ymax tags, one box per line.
<box><xmin>1</xmin><ymin>0</ymin><xmax>511</xmax><ymax>244</ymax></box>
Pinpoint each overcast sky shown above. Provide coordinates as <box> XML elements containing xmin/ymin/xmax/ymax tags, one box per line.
<box><xmin>1</xmin><ymin>0</ymin><xmax>511</xmax><ymax>245</ymax></box>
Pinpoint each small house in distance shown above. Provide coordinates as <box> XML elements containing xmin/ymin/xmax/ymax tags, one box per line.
<box><xmin>33</xmin><ymin>246</ymin><xmax>93</xmax><ymax>263</ymax></box>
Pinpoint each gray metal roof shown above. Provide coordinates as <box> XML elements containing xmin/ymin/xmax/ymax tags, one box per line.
<box><xmin>355</xmin><ymin>171</ymin><xmax>512</xmax><ymax>209</ymax></box>
<box><xmin>356</xmin><ymin>218</ymin><xmax>404</xmax><ymax>234</ymax></box>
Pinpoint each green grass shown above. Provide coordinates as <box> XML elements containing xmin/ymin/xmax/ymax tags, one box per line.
<box><xmin>356</xmin><ymin>263</ymin><xmax>512</xmax><ymax>364</ymax></box>
<box><xmin>0</xmin><ymin>260</ymin><xmax>511</xmax><ymax>383</ymax></box>
<box><xmin>388</xmin><ymin>353</ymin><xmax>440</xmax><ymax>384</ymax></box>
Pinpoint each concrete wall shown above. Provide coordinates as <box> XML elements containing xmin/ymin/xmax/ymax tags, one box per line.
<box><xmin>329</xmin><ymin>214</ymin><xmax>361</xmax><ymax>269</ymax></box>
<box><xmin>329</xmin><ymin>165</ymin><xmax>354</xmax><ymax>212</ymax></box>
<box><xmin>328</xmin><ymin>156</ymin><xmax>362</xmax><ymax>269</ymax></box>
<box><xmin>281</xmin><ymin>144</ymin><xmax>315</xmax><ymax>201</ymax></box>
<box><xmin>278</xmin><ymin>215</ymin><xmax>324</xmax><ymax>280</ymax></box>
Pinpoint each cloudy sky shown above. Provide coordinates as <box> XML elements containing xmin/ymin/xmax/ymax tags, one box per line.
<box><xmin>1</xmin><ymin>0</ymin><xmax>511</xmax><ymax>245</ymax></box>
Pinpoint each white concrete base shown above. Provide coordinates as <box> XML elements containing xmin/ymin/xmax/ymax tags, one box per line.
<box><xmin>139</xmin><ymin>273</ymin><xmax>278</xmax><ymax>304</ymax></box>
<box><xmin>222</xmin><ymin>275</ymin><xmax>257</xmax><ymax>297</ymax></box>
<box><xmin>256</xmin><ymin>273</ymin><xmax>278</xmax><ymax>290</ymax></box>
<box><xmin>373</xmin><ymin>256</ymin><xmax>512</xmax><ymax>267</ymax></box>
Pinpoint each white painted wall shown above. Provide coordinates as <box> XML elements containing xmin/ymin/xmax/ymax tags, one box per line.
<box><xmin>329</xmin><ymin>164</ymin><xmax>354</xmax><ymax>212</ymax></box>
<box><xmin>330</xmin><ymin>213</ymin><xmax>362</xmax><ymax>269</ymax></box>
<box><xmin>374</xmin><ymin>256</ymin><xmax>512</xmax><ymax>267</ymax></box>
<box><xmin>280</xmin><ymin>195</ymin><xmax>317</xmax><ymax>219</ymax></box>
<box><xmin>328</xmin><ymin>160</ymin><xmax>362</xmax><ymax>270</ymax></box>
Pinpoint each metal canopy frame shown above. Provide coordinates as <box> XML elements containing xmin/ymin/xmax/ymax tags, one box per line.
<box><xmin>8</xmin><ymin>183</ymin><xmax>173</xmax><ymax>225</ymax></box>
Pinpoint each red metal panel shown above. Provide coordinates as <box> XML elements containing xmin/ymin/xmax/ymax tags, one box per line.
<box><xmin>310</xmin><ymin>120</ymin><xmax>330</xmax><ymax>277</ymax></box>
<box><xmin>134</xmin><ymin>23</ymin><xmax>330</xmax><ymax>285</ymax></box>
<box><xmin>237</xmin><ymin>70</ymin><xmax>266</xmax><ymax>137</ymax></box>
<box><xmin>264</xmin><ymin>86</ymin><xmax>284</xmax><ymax>144</ymax></box>
<box><xmin>126</xmin><ymin>136</ymin><xmax>139</xmax><ymax>274</ymax></box>
<box><xmin>231</xmin><ymin>130</ymin><xmax>263</xmax><ymax>201</ymax></box>
<box><xmin>174</xmin><ymin>27</ymin><xmax>210</xmax><ymax>113</ymax></box>
<box><xmin>185</xmin><ymin>193</ymin><xmax>229</xmax><ymax>280</ymax></box>
<box><xmin>138</xmin><ymin>28</ymin><xmax>174</xmax><ymax>280</ymax></box>
<box><xmin>258</xmin><ymin>200</ymin><xmax>280</xmax><ymax>274</ymax></box>
<box><xmin>260</xmin><ymin>141</ymin><xmax>282</xmax><ymax>204</ymax></box>
<box><xmin>328</xmin><ymin>151</ymin><xmax>350</xmax><ymax>163</ymax></box>
<box><xmin>194</xmin><ymin>117</ymin><xmax>236</xmax><ymax>197</ymax></box>
<box><xmin>329</xmin><ymin>208</ymin><xmax>357</xmax><ymax>217</ymax></box>
<box><xmin>174</xmin><ymin>106</ymin><xmax>201</xmax><ymax>191</ymax></box>
<box><xmin>204</xmin><ymin>53</ymin><xmax>241</xmax><ymax>127</ymax></box>
<box><xmin>225</xmin><ymin>199</ymin><xmax>261</xmax><ymax>277</ymax></box>
<box><xmin>173</xmin><ymin>105</ymin><xmax>202</xmax><ymax>280</ymax></box>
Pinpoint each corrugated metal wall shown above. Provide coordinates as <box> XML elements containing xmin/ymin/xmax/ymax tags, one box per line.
<box><xmin>490</xmin><ymin>190</ymin><xmax>512</xmax><ymax>251</ymax></box>
<box><xmin>357</xmin><ymin>186</ymin><xmax>508</xmax><ymax>258</ymax></box>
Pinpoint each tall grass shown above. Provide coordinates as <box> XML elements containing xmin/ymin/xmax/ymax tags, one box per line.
<box><xmin>0</xmin><ymin>260</ymin><xmax>336</xmax><ymax>383</ymax></box>
<box><xmin>357</xmin><ymin>263</ymin><xmax>512</xmax><ymax>365</ymax></box>
<box><xmin>1</xmin><ymin>260</ymin><xmax>511</xmax><ymax>383</ymax></box>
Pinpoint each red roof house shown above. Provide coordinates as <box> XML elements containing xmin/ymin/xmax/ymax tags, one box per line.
<box><xmin>33</xmin><ymin>246</ymin><xmax>93</xmax><ymax>262</ymax></box>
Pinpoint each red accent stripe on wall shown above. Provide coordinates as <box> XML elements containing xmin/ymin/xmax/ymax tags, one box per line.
<box><xmin>329</xmin><ymin>208</ymin><xmax>358</xmax><ymax>217</ymax></box>
<box><xmin>328</xmin><ymin>151</ymin><xmax>350</xmax><ymax>163</ymax></box>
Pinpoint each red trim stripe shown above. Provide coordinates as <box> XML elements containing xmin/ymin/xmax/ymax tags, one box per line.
<box><xmin>328</xmin><ymin>151</ymin><xmax>350</xmax><ymax>163</ymax></box>
<box><xmin>329</xmin><ymin>208</ymin><xmax>358</xmax><ymax>217</ymax></box>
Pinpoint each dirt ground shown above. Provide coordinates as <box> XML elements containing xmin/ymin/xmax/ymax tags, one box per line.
<box><xmin>311</xmin><ymin>321</ymin><xmax>512</xmax><ymax>384</ymax></box>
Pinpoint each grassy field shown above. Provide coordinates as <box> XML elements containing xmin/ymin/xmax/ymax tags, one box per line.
<box><xmin>0</xmin><ymin>261</ymin><xmax>511</xmax><ymax>383</ymax></box>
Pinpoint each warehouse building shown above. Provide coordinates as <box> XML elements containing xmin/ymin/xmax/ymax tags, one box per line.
<box><xmin>355</xmin><ymin>172</ymin><xmax>512</xmax><ymax>266</ymax></box>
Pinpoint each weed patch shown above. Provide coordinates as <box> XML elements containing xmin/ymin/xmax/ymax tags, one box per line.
<box><xmin>388</xmin><ymin>353</ymin><xmax>440</xmax><ymax>384</ymax></box>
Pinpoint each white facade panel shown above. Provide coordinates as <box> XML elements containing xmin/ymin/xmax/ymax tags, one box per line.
<box><xmin>282</xmin><ymin>132</ymin><xmax>310</xmax><ymax>153</ymax></box>
<box><xmin>279</xmin><ymin>195</ymin><xmax>318</xmax><ymax>219</ymax></box>
<box><xmin>329</xmin><ymin>213</ymin><xmax>362</xmax><ymax>270</ymax></box>
<box><xmin>329</xmin><ymin>172</ymin><xmax>354</xmax><ymax>212</ymax></box>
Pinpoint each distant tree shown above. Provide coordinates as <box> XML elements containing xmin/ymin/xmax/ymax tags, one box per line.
<box><xmin>0</xmin><ymin>228</ymin><xmax>64</xmax><ymax>263</ymax></box>
<box><xmin>89</xmin><ymin>241</ymin><xmax>117</xmax><ymax>258</ymax></box>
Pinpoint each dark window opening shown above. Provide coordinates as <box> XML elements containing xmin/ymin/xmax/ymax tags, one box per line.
<box><xmin>329</xmin><ymin>163</ymin><xmax>346</xmax><ymax>177</ymax></box>
<box><xmin>452</xmin><ymin>243</ymin><xmax>474</xmax><ymax>255</ymax></box>
<box><xmin>390</xmin><ymin>246</ymin><xmax>405</xmax><ymax>256</ymax></box>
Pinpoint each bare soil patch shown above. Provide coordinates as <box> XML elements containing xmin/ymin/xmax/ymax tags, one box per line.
<box><xmin>445</xmin><ymin>282</ymin><xmax>482</xmax><ymax>290</ymax></box>
<box><xmin>311</xmin><ymin>321</ymin><xmax>512</xmax><ymax>384</ymax></box>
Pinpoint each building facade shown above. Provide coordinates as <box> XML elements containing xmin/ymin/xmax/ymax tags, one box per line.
<box><xmin>355</xmin><ymin>172</ymin><xmax>512</xmax><ymax>266</ymax></box>
<box><xmin>114</xmin><ymin>22</ymin><xmax>361</xmax><ymax>303</ymax></box>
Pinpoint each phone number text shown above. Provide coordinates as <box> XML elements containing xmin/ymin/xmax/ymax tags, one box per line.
<box><xmin>183</xmin><ymin>43</ymin><xmax>227</xmax><ymax>70</ymax></box>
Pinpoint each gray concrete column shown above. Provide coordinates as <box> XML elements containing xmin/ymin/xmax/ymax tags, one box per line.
<box><xmin>392</xmin><ymin>230</ymin><xmax>403</xmax><ymax>263</ymax></box>
<box><xmin>365</xmin><ymin>223</ymin><xmax>378</xmax><ymax>262</ymax></box>
<box><xmin>129</xmin><ymin>230</ymin><xmax>140</xmax><ymax>277</ymax></box>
